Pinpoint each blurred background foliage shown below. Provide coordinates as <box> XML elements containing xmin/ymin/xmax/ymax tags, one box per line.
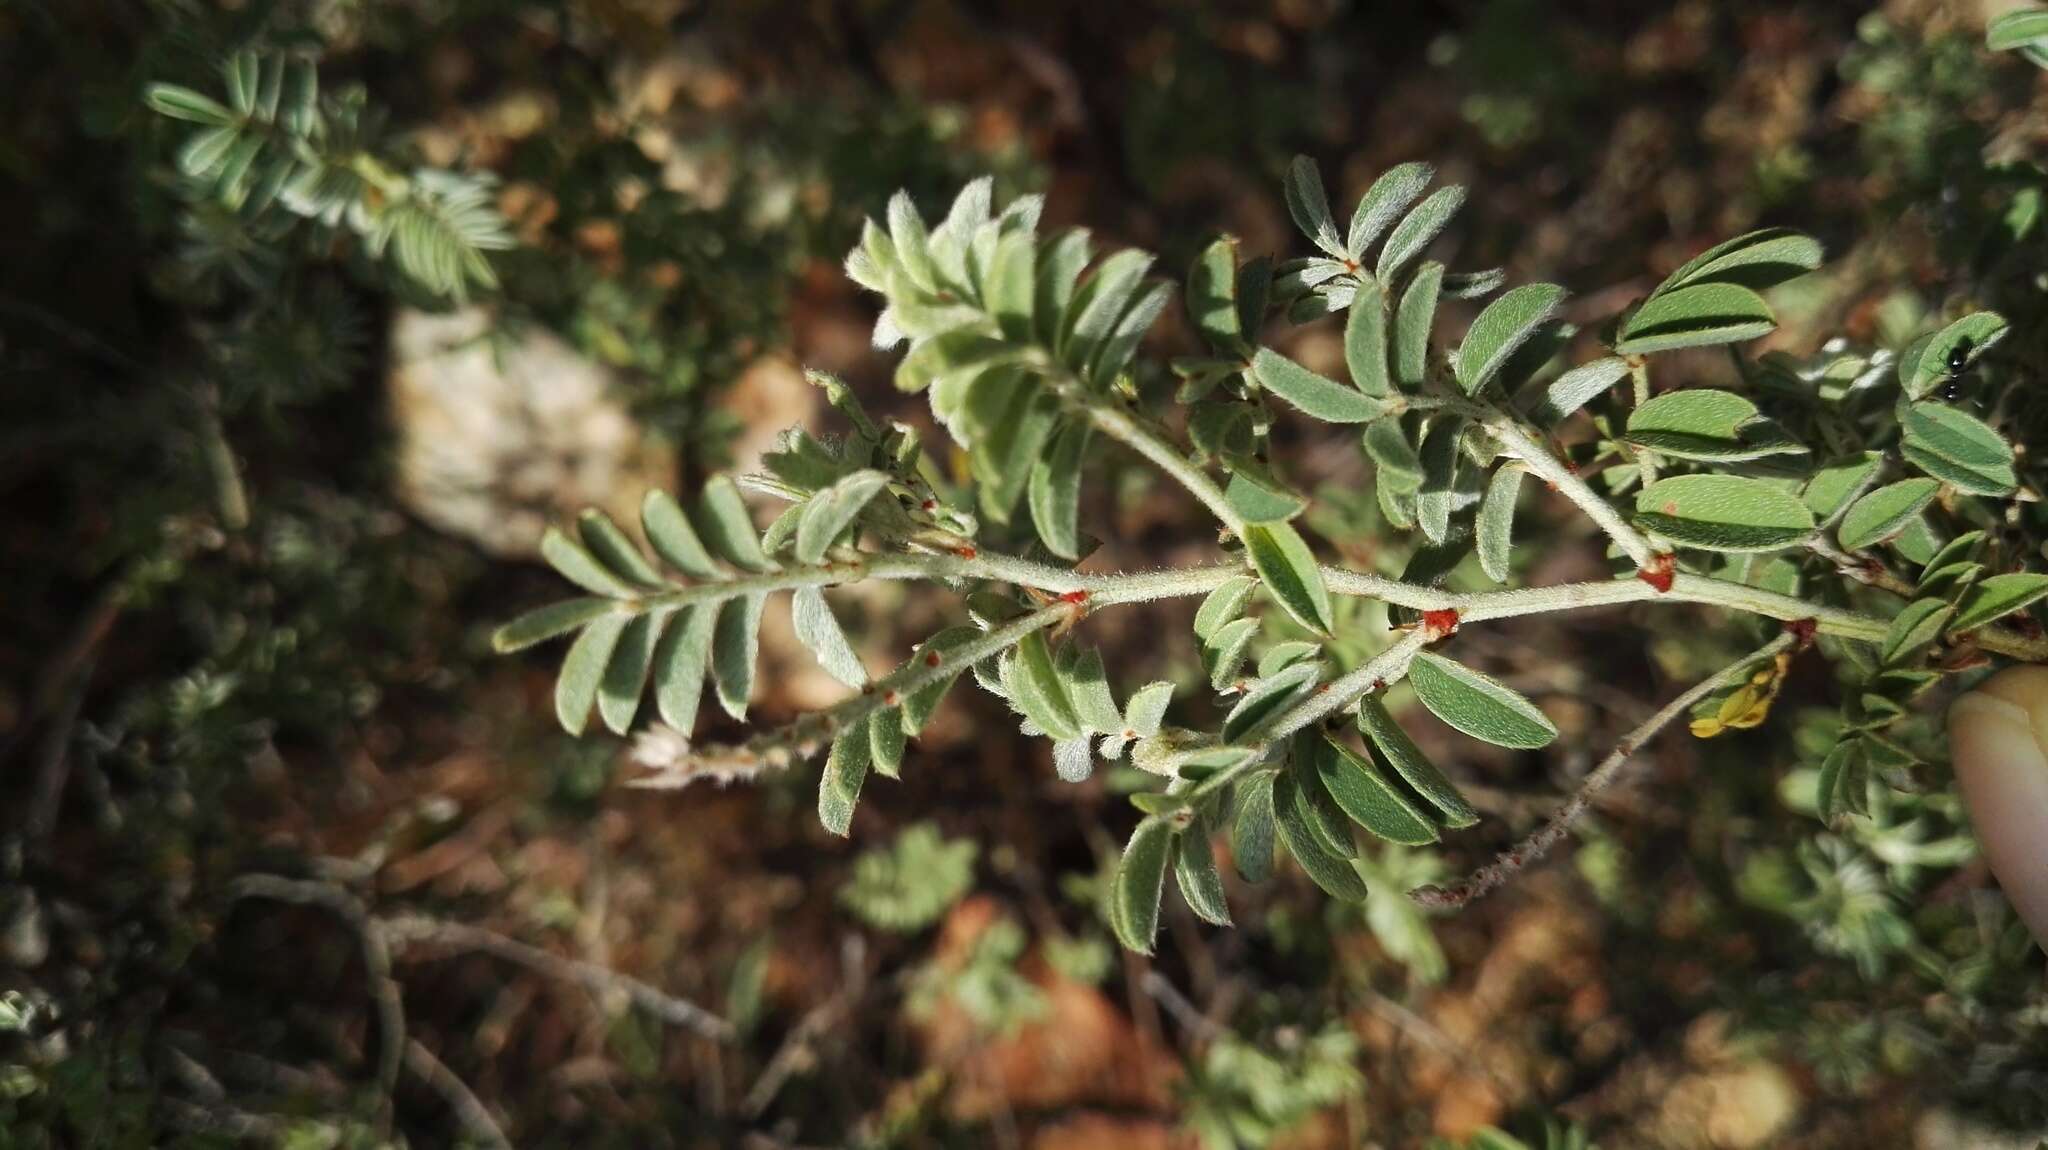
<box><xmin>5</xmin><ymin>0</ymin><xmax>2048</xmax><ymax>1147</ymax></box>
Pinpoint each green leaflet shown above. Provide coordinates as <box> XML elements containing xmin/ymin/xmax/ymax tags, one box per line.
<box><xmin>1061</xmin><ymin>249</ymin><xmax>1154</xmax><ymax>377</ymax></box>
<box><xmin>1187</xmin><ymin>236</ymin><xmax>1244</xmax><ymax>353</ymax></box>
<box><xmin>969</xmin><ymin>375</ymin><xmax>1063</xmax><ymax>521</ymax></box>
<box><xmin>641</xmin><ymin>489</ymin><xmax>721</xmax><ymax>579</ymax></box>
<box><xmin>795</xmin><ymin>470</ymin><xmax>889</xmax><ymax>565</ymax></box>
<box><xmin>1837</xmin><ymin>479</ymin><xmax>1940</xmax><ymax>551</ymax></box>
<box><xmin>1029</xmin><ymin>421</ymin><xmax>1093</xmax><ymax>558</ymax></box>
<box><xmin>1633</xmin><ymin>474</ymin><xmax>1816</xmax><ymax>553</ymax></box>
<box><xmin>1245</xmin><ymin>521</ymin><xmax>1336</xmax><ymax>636</ymax></box>
<box><xmin>1363</xmin><ymin>419</ymin><xmax>1424</xmax><ymax>488</ymax></box>
<box><xmin>1356</xmin><ymin>697</ymin><xmax>1478</xmax><ymax>827</ymax></box>
<box><xmin>1393</xmin><ymin>261</ymin><xmax>1444</xmax><ymax>389</ymax></box>
<box><xmin>1272</xmin><ymin>771</ymin><xmax>1370</xmax><ymax>902</ymax></box>
<box><xmin>1012</xmin><ymin>631</ymin><xmax>1083</xmax><ymax>741</ymax></box>
<box><xmin>986</xmin><ymin>226</ymin><xmax>1036</xmax><ymax>342</ymax></box>
<box><xmin>1194</xmin><ymin>575</ymin><xmax>1259</xmax><ymax>641</ymax></box>
<box><xmin>1221</xmin><ymin>661</ymin><xmax>1321</xmax><ymax>742</ymax></box>
<box><xmin>791</xmin><ymin>585</ymin><xmax>868</xmax><ymax>689</ymax></box>
<box><xmin>1111</xmin><ymin>816</ymin><xmax>1176</xmax><ymax>953</ymax></box>
<box><xmin>556</xmin><ymin>613</ymin><xmax>628</xmax><ymax>736</ymax></box>
<box><xmin>1899</xmin><ymin>401</ymin><xmax>2017</xmax><ymax>496</ymax></box>
<box><xmin>900</xmin><ymin>626</ymin><xmax>980</xmax><ymax>736</ymax></box>
<box><xmin>1232</xmin><ymin>772</ymin><xmax>1278</xmax><ymax>883</ymax></box>
<box><xmin>1614</xmin><ymin>282</ymin><xmax>1776</xmax><ymax>355</ymax></box>
<box><xmin>493</xmin><ymin>598</ymin><xmax>617</xmax><ymax>653</ymax></box>
<box><xmin>712</xmin><ymin>592</ymin><xmax>766</xmax><ymax>721</ymax></box>
<box><xmin>1898</xmin><ymin>311</ymin><xmax>2006</xmax><ymax>400</ymax></box>
<box><xmin>1344</xmin><ymin>278</ymin><xmax>1392</xmax><ymax>397</ymax></box>
<box><xmin>1173</xmin><ymin>830</ymin><xmax>1232</xmax><ymax>927</ymax></box>
<box><xmin>1409</xmin><ymin>651</ymin><xmax>1558</xmax><ymax>750</ymax></box>
<box><xmin>870</xmin><ymin>709</ymin><xmax>907</xmax><ymax>778</ymax></box>
<box><xmin>1316</xmin><ymin>735</ymin><xmax>1439</xmax><ymax>846</ymax></box>
<box><xmin>653</xmin><ymin>604</ymin><xmax>719</xmax><ymax>733</ymax></box>
<box><xmin>819</xmin><ymin>714</ymin><xmax>872</xmax><ymax>836</ymax></box>
<box><xmin>1284</xmin><ymin>155</ymin><xmax>1345</xmax><ymax>258</ymax></box>
<box><xmin>1065</xmin><ymin>648</ymin><xmax>1124</xmax><ymax>733</ymax></box>
<box><xmin>696</xmin><ymin>476</ymin><xmax>777</xmax><ymax>573</ymax></box>
<box><xmin>1476</xmin><ymin>465</ymin><xmax>1523</xmax><ymax>583</ymax></box>
<box><xmin>1656</xmin><ymin>227</ymin><xmax>1822</xmax><ymax>294</ymax></box>
<box><xmin>1090</xmin><ymin>281</ymin><xmax>1172</xmax><ymax>387</ymax></box>
<box><xmin>887</xmin><ymin>190</ymin><xmax>936</xmax><ymax>293</ymax></box>
<box><xmin>1623</xmin><ymin>389</ymin><xmax>1806</xmax><ymax>462</ymax></box>
<box><xmin>1415</xmin><ymin>417</ymin><xmax>1464</xmax><ymax>544</ymax></box>
<box><xmin>1815</xmin><ymin>739</ymin><xmax>1867</xmax><ymax>823</ymax></box>
<box><xmin>597</xmin><ymin>611</ymin><xmax>664</xmax><ymax>735</ymax></box>
<box><xmin>1287</xmin><ymin>740</ymin><xmax>1359</xmax><ymax>859</ymax></box>
<box><xmin>1949</xmin><ymin>573</ymin><xmax>2048</xmax><ymax>635</ymax></box>
<box><xmin>1034</xmin><ymin>228</ymin><xmax>1093</xmax><ymax>347</ymax></box>
<box><xmin>1257</xmin><ymin>641</ymin><xmax>1321</xmax><ymax>678</ymax></box>
<box><xmin>1347</xmin><ymin>161</ymin><xmax>1434</xmax><ymax>257</ymax></box>
<box><xmin>1203</xmin><ymin>617</ymin><xmax>1262</xmax><ymax>689</ymax></box>
<box><xmin>1881</xmin><ymin>598</ymin><xmax>1953</xmax><ymax>666</ymax></box>
<box><xmin>1990</xmin><ymin>9</ymin><xmax>2048</xmax><ymax>50</ymax></box>
<box><xmin>540</xmin><ymin>527</ymin><xmax>643</xmax><ymax>599</ymax></box>
<box><xmin>1250</xmin><ymin>348</ymin><xmax>1386</xmax><ymax>423</ymax></box>
<box><xmin>1456</xmin><ymin>283</ymin><xmax>1565</xmax><ymax>395</ymax></box>
<box><xmin>1801</xmin><ymin>453</ymin><xmax>1882</xmax><ymax>519</ymax></box>
<box><xmin>1224</xmin><ymin>462</ymin><xmax>1308</xmax><ymax>524</ymax></box>
<box><xmin>577</xmin><ymin>509</ymin><xmax>664</xmax><ymax>590</ymax></box>
<box><xmin>1528</xmin><ymin>356</ymin><xmax>1629</xmax><ymax>425</ymax></box>
<box><xmin>1377</xmin><ymin>185</ymin><xmax>1466</xmax><ymax>284</ymax></box>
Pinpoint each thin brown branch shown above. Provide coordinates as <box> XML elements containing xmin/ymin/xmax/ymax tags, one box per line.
<box><xmin>1410</xmin><ymin>633</ymin><xmax>1796</xmax><ymax>910</ymax></box>
<box><xmin>380</xmin><ymin>913</ymin><xmax>734</xmax><ymax>1041</ymax></box>
<box><xmin>404</xmin><ymin>1038</ymin><xmax>512</xmax><ymax>1150</ymax></box>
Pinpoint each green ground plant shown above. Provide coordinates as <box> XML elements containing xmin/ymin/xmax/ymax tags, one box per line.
<box><xmin>500</xmin><ymin>150</ymin><xmax>2048</xmax><ymax>953</ymax></box>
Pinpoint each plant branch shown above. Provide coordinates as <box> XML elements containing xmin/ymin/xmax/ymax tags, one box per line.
<box><xmin>1060</xmin><ymin>380</ymin><xmax>1248</xmax><ymax>538</ymax></box>
<box><xmin>1481</xmin><ymin>408</ymin><xmax>1661</xmax><ymax>569</ymax></box>
<box><xmin>1803</xmin><ymin>536</ymin><xmax>2048</xmax><ymax>661</ymax></box>
<box><xmin>1408</xmin><ymin>632</ymin><xmax>1796</xmax><ymax>910</ymax></box>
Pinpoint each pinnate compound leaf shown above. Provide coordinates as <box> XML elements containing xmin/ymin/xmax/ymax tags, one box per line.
<box><xmin>1251</xmin><ymin>348</ymin><xmax>1387</xmax><ymax>423</ymax></box>
<box><xmin>1614</xmin><ymin>282</ymin><xmax>1776</xmax><ymax>355</ymax></box>
<box><xmin>556</xmin><ymin>614</ymin><xmax>628</xmax><ymax>735</ymax></box>
<box><xmin>1409</xmin><ymin>651</ymin><xmax>1558</xmax><ymax>749</ymax></box>
<box><xmin>1633</xmin><ymin>474</ymin><xmax>1816</xmax><ymax>553</ymax></box>
<box><xmin>795</xmin><ymin>470</ymin><xmax>888</xmax><ymax>564</ymax></box>
<box><xmin>494</xmin><ymin>599</ymin><xmax>617</xmax><ymax>653</ymax></box>
<box><xmin>1456</xmin><ymin>283</ymin><xmax>1565</xmax><ymax>395</ymax></box>
<box><xmin>1948</xmin><ymin>573</ymin><xmax>2048</xmax><ymax>635</ymax></box>
<box><xmin>1899</xmin><ymin>401</ymin><xmax>2017</xmax><ymax>496</ymax></box>
<box><xmin>1111</xmin><ymin>817</ymin><xmax>1175</xmax><ymax>953</ymax></box>
<box><xmin>1245</xmin><ymin>522</ymin><xmax>1336</xmax><ymax>635</ymax></box>
<box><xmin>1838</xmin><ymin>479</ymin><xmax>1941</xmax><ymax>551</ymax></box>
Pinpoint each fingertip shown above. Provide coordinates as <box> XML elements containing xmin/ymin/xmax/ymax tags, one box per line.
<box><xmin>1949</xmin><ymin>667</ymin><xmax>2048</xmax><ymax>949</ymax></box>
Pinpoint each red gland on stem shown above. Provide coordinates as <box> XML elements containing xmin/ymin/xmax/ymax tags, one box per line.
<box><xmin>1785</xmin><ymin>617</ymin><xmax>1819</xmax><ymax>650</ymax></box>
<box><xmin>1636</xmin><ymin>553</ymin><xmax>1676</xmax><ymax>594</ymax></box>
<box><xmin>1421</xmin><ymin>609</ymin><xmax>1461</xmax><ymax>641</ymax></box>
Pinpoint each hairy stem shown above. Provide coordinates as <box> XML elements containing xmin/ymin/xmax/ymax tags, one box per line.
<box><xmin>1071</xmin><ymin>392</ymin><xmax>1249</xmax><ymax>538</ymax></box>
<box><xmin>1409</xmin><ymin>632</ymin><xmax>1796</xmax><ymax>910</ymax></box>
<box><xmin>1482</xmin><ymin>410</ymin><xmax>1661</xmax><ymax>569</ymax></box>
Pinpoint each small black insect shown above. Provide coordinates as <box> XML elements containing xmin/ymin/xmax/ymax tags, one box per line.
<box><xmin>1940</xmin><ymin>337</ymin><xmax>1975</xmax><ymax>401</ymax></box>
